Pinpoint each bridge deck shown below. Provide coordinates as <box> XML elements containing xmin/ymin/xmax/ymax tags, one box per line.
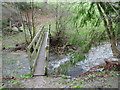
<box><xmin>33</xmin><ymin>32</ymin><xmax>48</xmax><ymax>75</ymax></box>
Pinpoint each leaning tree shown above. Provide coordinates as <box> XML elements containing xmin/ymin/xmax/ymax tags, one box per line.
<box><xmin>73</xmin><ymin>2</ymin><xmax>120</xmax><ymax>57</ymax></box>
<box><xmin>96</xmin><ymin>2</ymin><xmax>120</xmax><ymax>57</ymax></box>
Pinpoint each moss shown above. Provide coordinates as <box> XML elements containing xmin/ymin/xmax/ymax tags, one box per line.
<box><xmin>20</xmin><ymin>73</ymin><xmax>33</xmax><ymax>79</ymax></box>
<box><xmin>72</xmin><ymin>84</ymin><xmax>84</xmax><ymax>88</ymax></box>
<box><xmin>61</xmin><ymin>75</ymin><xmax>70</xmax><ymax>79</ymax></box>
<box><xmin>0</xmin><ymin>86</ymin><xmax>8</xmax><ymax>90</ymax></box>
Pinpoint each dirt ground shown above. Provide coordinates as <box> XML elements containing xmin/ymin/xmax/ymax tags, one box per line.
<box><xmin>2</xmin><ymin>70</ymin><xmax>119</xmax><ymax>88</ymax></box>
<box><xmin>20</xmin><ymin>76</ymin><xmax>66</xmax><ymax>88</ymax></box>
<box><xmin>20</xmin><ymin>71</ymin><xmax>119</xmax><ymax>88</ymax></box>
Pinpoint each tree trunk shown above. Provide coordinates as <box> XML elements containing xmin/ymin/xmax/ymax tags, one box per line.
<box><xmin>44</xmin><ymin>0</ymin><xmax>48</xmax><ymax>14</ymax></box>
<box><xmin>110</xmin><ymin>38</ymin><xmax>120</xmax><ymax>57</ymax></box>
<box><xmin>31</xmin><ymin>2</ymin><xmax>36</xmax><ymax>38</ymax></box>
<box><xmin>97</xmin><ymin>3</ymin><xmax>120</xmax><ymax>58</ymax></box>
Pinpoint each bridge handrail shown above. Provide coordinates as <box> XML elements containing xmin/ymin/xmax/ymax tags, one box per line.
<box><xmin>27</xmin><ymin>25</ymin><xmax>50</xmax><ymax>74</ymax></box>
<box><xmin>27</xmin><ymin>26</ymin><xmax>44</xmax><ymax>49</ymax></box>
<box><xmin>27</xmin><ymin>26</ymin><xmax>45</xmax><ymax>72</ymax></box>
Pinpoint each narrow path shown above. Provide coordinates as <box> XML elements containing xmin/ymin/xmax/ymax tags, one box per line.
<box><xmin>20</xmin><ymin>76</ymin><xmax>65</xmax><ymax>88</ymax></box>
<box><xmin>34</xmin><ymin>32</ymin><xmax>49</xmax><ymax>75</ymax></box>
<box><xmin>18</xmin><ymin>71</ymin><xmax>119</xmax><ymax>88</ymax></box>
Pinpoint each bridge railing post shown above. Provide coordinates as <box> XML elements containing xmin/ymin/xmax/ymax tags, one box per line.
<box><xmin>48</xmin><ymin>24</ymin><xmax>51</xmax><ymax>37</ymax></box>
<box><xmin>45</xmin><ymin>24</ymin><xmax>51</xmax><ymax>75</ymax></box>
<box><xmin>27</xmin><ymin>26</ymin><xmax>45</xmax><ymax>74</ymax></box>
<box><xmin>27</xmin><ymin>25</ymin><xmax>50</xmax><ymax>76</ymax></box>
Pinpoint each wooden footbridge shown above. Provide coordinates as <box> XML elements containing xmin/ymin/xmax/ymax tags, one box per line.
<box><xmin>27</xmin><ymin>25</ymin><xmax>50</xmax><ymax>76</ymax></box>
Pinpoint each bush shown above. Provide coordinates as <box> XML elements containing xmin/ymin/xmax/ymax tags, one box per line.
<box><xmin>72</xmin><ymin>84</ymin><xmax>84</xmax><ymax>88</ymax></box>
<box><xmin>2</xmin><ymin>19</ymin><xmax>9</xmax><ymax>28</ymax></box>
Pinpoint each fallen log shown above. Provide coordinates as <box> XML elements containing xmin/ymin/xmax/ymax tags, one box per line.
<box><xmin>89</xmin><ymin>57</ymin><xmax>120</xmax><ymax>71</ymax></box>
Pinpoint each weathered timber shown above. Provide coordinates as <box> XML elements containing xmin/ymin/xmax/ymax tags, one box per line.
<box><xmin>27</xmin><ymin>25</ymin><xmax>50</xmax><ymax>76</ymax></box>
<box><xmin>33</xmin><ymin>32</ymin><xmax>49</xmax><ymax>75</ymax></box>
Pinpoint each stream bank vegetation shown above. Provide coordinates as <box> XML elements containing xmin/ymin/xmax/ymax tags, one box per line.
<box><xmin>49</xmin><ymin>2</ymin><xmax>120</xmax><ymax>75</ymax></box>
<box><xmin>1</xmin><ymin>1</ymin><xmax>120</xmax><ymax>88</ymax></box>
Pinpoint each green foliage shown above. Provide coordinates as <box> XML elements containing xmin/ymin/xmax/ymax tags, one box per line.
<box><xmin>14</xmin><ymin>2</ymin><xmax>31</xmax><ymax>11</ymax></box>
<box><xmin>70</xmin><ymin>51</ymin><xmax>85</xmax><ymax>65</ymax></box>
<box><xmin>7</xmin><ymin>79</ymin><xmax>22</xmax><ymax>86</ymax></box>
<box><xmin>67</xmin><ymin>23</ymin><xmax>107</xmax><ymax>64</ymax></box>
<box><xmin>75</xmin><ymin>78</ymin><xmax>81</xmax><ymax>81</ymax></box>
<box><xmin>69</xmin><ymin>33</ymin><xmax>81</xmax><ymax>46</ymax></box>
<box><xmin>0</xmin><ymin>35</ymin><xmax>2</xmax><ymax>41</ymax></box>
<box><xmin>50</xmin><ymin>2</ymin><xmax>108</xmax><ymax>67</ymax></box>
<box><xmin>87</xmin><ymin>74</ymin><xmax>94</xmax><ymax>78</ymax></box>
<box><xmin>58</xmin><ymin>62</ymin><xmax>69</xmax><ymax>75</ymax></box>
<box><xmin>109</xmin><ymin>72</ymin><xmax>120</xmax><ymax>77</ymax></box>
<box><xmin>72</xmin><ymin>84</ymin><xmax>84</xmax><ymax>88</ymax></box>
<box><xmin>66</xmin><ymin>80</ymin><xmax>74</xmax><ymax>83</ymax></box>
<box><xmin>13</xmin><ymin>81</ymin><xmax>22</xmax><ymax>85</ymax></box>
<box><xmin>20</xmin><ymin>73</ymin><xmax>33</xmax><ymax>79</ymax></box>
<box><xmin>2</xmin><ymin>19</ymin><xmax>9</xmax><ymax>28</ymax></box>
<box><xmin>111</xmin><ymin>66</ymin><xmax>118</xmax><ymax>71</ymax></box>
<box><xmin>99</xmin><ymin>70</ymin><xmax>108</xmax><ymax>74</ymax></box>
<box><xmin>58</xmin><ymin>81</ymin><xmax>63</xmax><ymax>86</ymax></box>
<box><xmin>72</xmin><ymin>2</ymin><xmax>101</xmax><ymax>28</ymax></box>
<box><xmin>61</xmin><ymin>75</ymin><xmax>70</xmax><ymax>79</ymax></box>
<box><xmin>0</xmin><ymin>86</ymin><xmax>8</xmax><ymax>90</ymax></box>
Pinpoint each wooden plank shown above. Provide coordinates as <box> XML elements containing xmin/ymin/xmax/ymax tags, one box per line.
<box><xmin>27</xmin><ymin>26</ymin><xmax>44</xmax><ymax>50</ymax></box>
<box><xmin>32</xmin><ymin>33</ymin><xmax>45</xmax><ymax>73</ymax></box>
<box><xmin>33</xmin><ymin>32</ymin><xmax>49</xmax><ymax>75</ymax></box>
<box><xmin>45</xmin><ymin>32</ymin><xmax>49</xmax><ymax>75</ymax></box>
<box><xmin>31</xmin><ymin>31</ymin><xmax>44</xmax><ymax>58</ymax></box>
<box><xmin>26</xmin><ymin>26</ymin><xmax>45</xmax><ymax>72</ymax></box>
<box><xmin>27</xmin><ymin>25</ymin><xmax>50</xmax><ymax>76</ymax></box>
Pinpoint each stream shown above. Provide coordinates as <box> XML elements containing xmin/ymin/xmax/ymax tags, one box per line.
<box><xmin>2</xmin><ymin>42</ymin><xmax>119</xmax><ymax>77</ymax></box>
<box><xmin>48</xmin><ymin>42</ymin><xmax>119</xmax><ymax>76</ymax></box>
<box><xmin>2</xmin><ymin>51</ymin><xmax>30</xmax><ymax>77</ymax></box>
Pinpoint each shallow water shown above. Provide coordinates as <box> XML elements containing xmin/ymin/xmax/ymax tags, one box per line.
<box><xmin>76</xmin><ymin>42</ymin><xmax>113</xmax><ymax>72</ymax></box>
<box><xmin>2</xmin><ymin>51</ymin><xmax>30</xmax><ymax>77</ymax></box>
<box><xmin>2</xmin><ymin>42</ymin><xmax>119</xmax><ymax>77</ymax></box>
<box><xmin>48</xmin><ymin>42</ymin><xmax>118</xmax><ymax>76</ymax></box>
<box><xmin>48</xmin><ymin>52</ymin><xmax>69</xmax><ymax>75</ymax></box>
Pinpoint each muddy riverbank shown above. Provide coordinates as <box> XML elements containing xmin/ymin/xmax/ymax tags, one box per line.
<box><xmin>2</xmin><ymin>50</ymin><xmax>30</xmax><ymax>77</ymax></box>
